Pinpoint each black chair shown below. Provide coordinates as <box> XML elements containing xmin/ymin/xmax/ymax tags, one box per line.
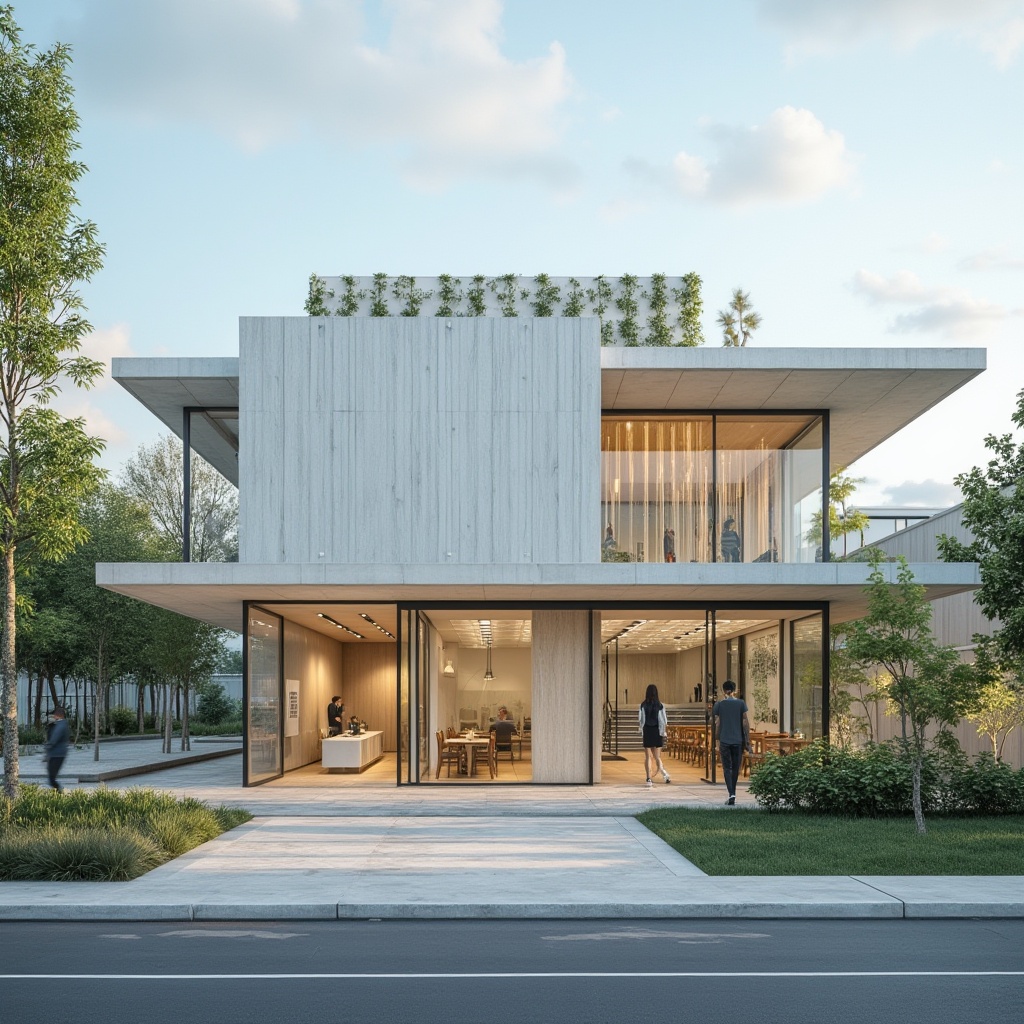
<box><xmin>491</xmin><ymin>720</ymin><xmax>517</xmax><ymax>763</ymax></box>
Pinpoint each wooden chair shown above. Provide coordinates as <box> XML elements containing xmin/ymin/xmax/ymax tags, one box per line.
<box><xmin>486</xmin><ymin>731</ymin><xmax>497</xmax><ymax>778</ymax></box>
<box><xmin>435</xmin><ymin>730</ymin><xmax>461</xmax><ymax>779</ymax></box>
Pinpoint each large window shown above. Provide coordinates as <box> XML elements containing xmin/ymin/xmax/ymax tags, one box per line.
<box><xmin>246</xmin><ymin>607</ymin><xmax>282</xmax><ymax>784</ymax></box>
<box><xmin>601</xmin><ymin>414</ymin><xmax>824</xmax><ymax>563</ymax></box>
<box><xmin>791</xmin><ymin>614</ymin><xmax>824</xmax><ymax>740</ymax></box>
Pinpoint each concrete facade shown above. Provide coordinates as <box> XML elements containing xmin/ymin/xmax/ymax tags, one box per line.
<box><xmin>100</xmin><ymin>314</ymin><xmax>987</xmax><ymax>786</ymax></box>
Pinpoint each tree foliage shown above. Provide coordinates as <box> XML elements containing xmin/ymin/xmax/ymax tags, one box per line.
<box><xmin>843</xmin><ymin>556</ymin><xmax>984</xmax><ymax>832</ymax></box>
<box><xmin>0</xmin><ymin>8</ymin><xmax>105</xmax><ymax>797</ymax></box>
<box><xmin>120</xmin><ymin>433</ymin><xmax>237</xmax><ymax>562</ymax></box>
<box><xmin>807</xmin><ymin>468</ymin><xmax>871</xmax><ymax>559</ymax></box>
<box><xmin>938</xmin><ymin>387</ymin><xmax>1024</xmax><ymax>669</ymax></box>
<box><xmin>717</xmin><ymin>288</ymin><xmax>762</xmax><ymax>347</ymax></box>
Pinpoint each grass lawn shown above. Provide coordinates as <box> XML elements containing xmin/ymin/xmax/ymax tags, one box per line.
<box><xmin>637</xmin><ymin>808</ymin><xmax>1024</xmax><ymax>875</ymax></box>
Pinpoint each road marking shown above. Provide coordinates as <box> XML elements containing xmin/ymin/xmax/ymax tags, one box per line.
<box><xmin>2</xmin><ymin>972</ymin><xmax>1023</xmax><ymax>980</ymax></box>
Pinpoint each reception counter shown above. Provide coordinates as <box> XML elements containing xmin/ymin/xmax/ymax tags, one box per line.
<box><xmin>322</xmin><ymin>731</ymin><xmax>384</xmax><ymax>773</ymax></box>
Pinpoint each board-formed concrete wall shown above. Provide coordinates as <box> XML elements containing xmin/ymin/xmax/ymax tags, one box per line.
<box><xmin>238</xmin><ymin>317</ymin><xmax>601</xmax><ymax>565</ymax></box>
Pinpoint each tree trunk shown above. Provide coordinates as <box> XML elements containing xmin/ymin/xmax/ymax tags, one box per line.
<box><xmin>137</xmin><ymin>681</ymin><xmax>145</xmax><ymax>734</ymax></box>
<box><xmin>912</xmin><ymin>754</ymin><xmax>926</xmax><ymax>834</ymax></box>
<box><xmin>31</xmin><ymin>669</ymin><xmax>41</xmax><ymax>728</ymax></box>
<box><xmin>93</xmin><ymin>637</ymin><xmax>104</xmax><ymax>762</ymax></box>
<box><xmin>162</xmin><ymin>683</ymin><xmax>173</xmax><ymax>754</ymax></box>
<box><xmin>181</xmin><ymin>682</ymin><xmax>190</xmax><ymax>752</ymax></box>
<box><xmin>1</xmin><ymin>546</ymin><xmax>19</xmax><ymax>799</ymax></box>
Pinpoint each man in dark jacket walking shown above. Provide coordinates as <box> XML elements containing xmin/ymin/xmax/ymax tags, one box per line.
<box><xmin>43</xmin><ymin>706</ymin><xmax>71</xmax><ymax>793</ymax></box>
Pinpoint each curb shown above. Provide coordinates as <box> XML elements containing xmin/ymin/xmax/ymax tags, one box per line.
<box><xmin>74</xmin><ymin>748</ymin><xmax>242</xmax><ymax>783</ymax></box>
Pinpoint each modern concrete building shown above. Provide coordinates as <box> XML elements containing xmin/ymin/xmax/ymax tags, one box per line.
<box><xmin>98</xmin><ymin>287</ymin><xmax>985</xmax><ymax>786</ymax></box>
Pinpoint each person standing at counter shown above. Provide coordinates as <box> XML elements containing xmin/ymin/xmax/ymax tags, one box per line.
<box><xmin>327</xmin><ymin>696</ymin><xmax>344</xmax><ymax>736</ymax></box>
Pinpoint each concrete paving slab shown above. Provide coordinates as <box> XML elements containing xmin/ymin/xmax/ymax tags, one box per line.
<box><xmin>854</xmin><ymin>876</ymin><xmax>1024</xmax><ymax>918</ymax></box>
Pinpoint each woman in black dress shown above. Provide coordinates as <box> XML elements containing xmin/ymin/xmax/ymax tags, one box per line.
<box><xmin>638</xmin><ymin>684</ymin><xmax>670</xmax><ymax>787</ymax></box>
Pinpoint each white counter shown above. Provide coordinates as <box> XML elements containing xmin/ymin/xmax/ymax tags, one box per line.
<box><xmin>322</xmin><ymin>731</ymin><xmax>385</xmax><ymax>773</ymax></box>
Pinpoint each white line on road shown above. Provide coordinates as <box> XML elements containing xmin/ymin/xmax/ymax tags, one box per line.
<box><xmin>2</xmin><ymin>972</ymin><xmax>1023</xmax><ymax>980</ymax></box>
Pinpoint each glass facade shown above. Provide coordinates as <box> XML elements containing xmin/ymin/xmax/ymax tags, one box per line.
<box><xmin>791</xmin><ymin>614</ymin><xmax>824</xmax><ymax>740</ymax></box>
<box><xmin>246</xmin><ymin>606</ymin><xmax>282</xmax><ymax>784</ymax></box>
<box><xmin>601</xmin><ymin>414</ymin><xmax>824</xmax><ymax>563</ymax></box>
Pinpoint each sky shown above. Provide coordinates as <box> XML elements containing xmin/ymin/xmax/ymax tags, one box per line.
<box><xmin>15</xmin><ymin>0</ymin><xmax>1024</xmax><ymax>506</ymax></box>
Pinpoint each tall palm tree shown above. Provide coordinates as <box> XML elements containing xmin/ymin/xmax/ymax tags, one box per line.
<box><xmin>718</xmin><ymin>289</ymin><xmax>762</xmax><ymax>346</ymax></box>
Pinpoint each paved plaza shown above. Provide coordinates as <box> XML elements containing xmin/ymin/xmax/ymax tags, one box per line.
<box><xmin>2</xmin><ymin>739</ymin><xmax>1022</xmax><ymax>922</ymax></box>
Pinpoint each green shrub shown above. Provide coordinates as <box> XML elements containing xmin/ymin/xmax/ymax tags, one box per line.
<box><xmin>0</xmin><ymin>826</ymin><xmax>162</xmax><ymax>881</ymax></box>
<box><xmin>188</xmin><ymin>718</ymin><xmax>242</xmax><ymax>737</ymax></box>
<box><xmin>194</xmin><ymin>681</ymin><xmax>238</xmax><ymax>725</ymax></box>
<box><xmin>17</xmin><ymin>725</ymin><xmax>46</xmax><ymax>746</ymax></box>
<box><xmin>0</xmin><ymin>786</ymin><xmax>253</xmax><ymax>880</ymax></box>
<box><xmin>107</xmin><ymin>705</ymin><xmax>137</xmax><ymax>735</ymax></box>
<box><xmin>748</xmin><ymin>742</ymin><xmax>1024</xmax><ymax>816</ymax></box>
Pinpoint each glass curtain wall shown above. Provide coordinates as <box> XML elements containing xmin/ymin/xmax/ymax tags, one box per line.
<box><xmin>791</xmin><ymin>614</ymin><xmax>824</xmax><ymax>739</ymax></box>
<box><xmin>399</xmin><ymin>609</ymin><xmax>411</xmax><ymax>783</ymax></box>
<box><xmin>246</xmin><ymin>607</ymin><xmax>282</xmax><ymax>784</ymax></box>
<box><xmin>601</xmin><ymin>415</ymin><xmax>824</xmax><ymax>563</ymax></box>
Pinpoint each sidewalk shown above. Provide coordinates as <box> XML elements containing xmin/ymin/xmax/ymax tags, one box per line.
<box><xmin>2</xmin><ymin>743</ymin><xmax>1022</xmax><ymax>922</ymax></box>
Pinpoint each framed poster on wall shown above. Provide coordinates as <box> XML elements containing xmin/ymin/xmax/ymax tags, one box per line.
<box><xmin>285</xmin><ymin>679</ymin><xmax>300</xmax><ymax>737</ymax></box>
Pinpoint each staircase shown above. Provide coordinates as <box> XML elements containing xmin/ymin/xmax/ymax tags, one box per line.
<box><xmin>604</xmin><ymin>704</ymin><xmax>707</xmax><ymax>752</ymax></box>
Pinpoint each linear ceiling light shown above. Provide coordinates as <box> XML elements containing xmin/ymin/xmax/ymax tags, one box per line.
<box><xmin>359</xmin><ymin>613</ymin><xmax>396</xmax><ymax>639</ymax></box>
<box><xmin>318</xmin><ymin>613</ymin><xmax>365</xmax><ymax>639</ymax></box>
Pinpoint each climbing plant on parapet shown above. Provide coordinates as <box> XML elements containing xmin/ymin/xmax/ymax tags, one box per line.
<box><xmin>337</xmin><ymin>276</ymin><xmax>363</xmax><ymax>316</ymax></box>
<box><xmin>562</xmin><ymin>278</ymin><xmax>585</xmax><ymax>317</ymax></box>
<box><xmin>530</xmin><ymin>274</ymin><xmax>561</xmax><ymax>317</ymax></box>
<box><xmin>674</xmin><ymin>272</ymin><xmax>704</xmax><ymax>347</ymax></box>
<box><xmin>643</xmin><ymin>273</ymin><xmax>672</xmax><ymax>346</ymax></box>
<box><xmin>435</xmin><ymin>275</ymin><xmax>462</xmax><ymax>317</ymax></box>
<box><xmin>368</xmin><ymin>273</ymin><xmax>390</xmax><ymax>317</ymax></box>
<box><xmin>304</xmin><ymin>274</ymin><xmax>332</xmax><ymax>315</ymax></box>
<box><xmin>466</xmin><ymin>275</ymin><xmax>487</xmax><ymax>316</ymax></box>
<box><xmin>392</xmin><ymin>275</ymin><xmax>432</xmax><ymax>317</ymax></box>
<box><xmin>489</xmin><ymin>274</ymin><xmax>521</xmax><ymax>317</ymax></box>
<box><xmin>615</xmin><ymin>274</ymin><xmax>640</xmax><ymax>345</ymax></box>
<box><xmin>585</xmin><ymin>276</ymin><xmax>615</xmax><ymax>345</ymax></box>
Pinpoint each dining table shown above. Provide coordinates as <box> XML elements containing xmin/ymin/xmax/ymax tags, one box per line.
<box><xmin>446</xmin><ymin>735</ymin><xmax>491</xmax><ymax>776</ymax></box>
<box><xmin>765</xmin><ymin>737</ymin><xmax>811</xmax><ymax>755</ymax></box>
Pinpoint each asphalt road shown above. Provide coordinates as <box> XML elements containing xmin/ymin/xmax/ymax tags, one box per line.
<box><xmin>2</xmin><ymin>918</ymin><xmax>1023</xmax><ymax>1024</ymax></box>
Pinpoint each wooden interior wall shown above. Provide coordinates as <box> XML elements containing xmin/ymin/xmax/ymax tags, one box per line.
<box><xmin>341</xmin><ymin>642</ymin><xmax>398</xmax><ymax>752</ymax></box>
<box><xmin>282</xmin><ymin>619</ymin><xmax>342</xmax><ymax>771</ymax></box>
<box><xmin>532</xmin><ymin>609</ymin><xmax>593</xmax><ymax>783</ymax></box>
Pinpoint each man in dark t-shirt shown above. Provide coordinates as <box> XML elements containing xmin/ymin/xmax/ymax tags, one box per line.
<box><xmin>327</xmin><ymin>696</ymin><xmax>344</xmax><ymax>736</ymax></box>
<box><xmin>713</xmin><ymin>680</ymin><xmax>750</xmax><ymax>805</ymax></box>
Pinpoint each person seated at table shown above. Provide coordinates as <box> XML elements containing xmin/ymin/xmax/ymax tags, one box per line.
<box><xmin>489</xmin><ymin>706</ymin><xmax>518</xmax><ymax>759</ymax></box>
<box><xmin>326</xmin><ymin>695</ymin><xmax>344</xmax><ymax>736</ymax></box>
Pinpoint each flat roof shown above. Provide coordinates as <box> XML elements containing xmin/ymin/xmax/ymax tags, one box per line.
<box><xmin>113</xmin><ymin>344</ymin><xmax>983</xmax><ymax>478</ymax></box>
<box><xmin>95</xmin><ymin>560</ymin><xmax>980</xmax><ymax>633</ymax></box>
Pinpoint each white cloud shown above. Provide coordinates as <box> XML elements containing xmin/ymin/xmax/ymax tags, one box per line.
<box><xmin>77</xmin><ymin>324</ymin><xmax>134</xmax><ymax>390</ymax></box>
<box><xmin>59</xmin><ymin>0</ymin><xmax>577</xmax><ymax>188</ymax></box>
<box><xmin>959</xmin><ymin>247</ymin><xmax>1024</xmax><ymax>271</ymax></box>
<box><xmin>628</xmin><ymin>106</ymin><xmax>856</xmax><ymax>209</ymax></box>
<box><xmin>852</xmin><ymin>268</ymin><xmax>1020</xmax><ymax>337</ymax></box>
<box><xmin>878</xmin><ymin>478</ymin><xmax>962</xmax><ymax>506</ymax></box>
<box><xmin>757</xmin><ymin>0</ymin><xmax>1024</xmax><ymax>66</ymax></box>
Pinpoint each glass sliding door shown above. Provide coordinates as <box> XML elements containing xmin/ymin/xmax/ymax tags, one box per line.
<box><xmin>398</xmin><ymin>609</ymin><xmax>412</xmax><ymax>784</ymax></box>
<box><xmin>791</xmin><ymin>614</ymin><xmax>824</xmax><ymax>739</ymax></box>
<box><xmin>245</xmin><ymin>606</ymin><xmax>282</xmax><ymax>785</ymax></box>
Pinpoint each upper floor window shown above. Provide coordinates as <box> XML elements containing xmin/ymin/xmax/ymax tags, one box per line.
<box><xmin>600</xmin><ymin>414</ymin><xmax>825</xmax><ymax>564</ymax></box>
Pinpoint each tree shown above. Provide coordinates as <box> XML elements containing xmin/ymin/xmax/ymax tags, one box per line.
<box><xmin>843</xmin><ymin>556</ymin><xmax>983</xmax><ymax>833</ymax></box>
<box><xmin>807</xmin><ymin>469</ymin><xmax>871</xmax><ymax>559</ymax></box>
<box><xmin>938</xmin><ymin>387</ymin><xmax>1024</xmax><ymax>669</ymax></box>
<box><xmin>966</xmin><ymin>673</ymin><xmax>1024</xmax><ymax>760</ymax></box>
<box><xmin>56</xmin><ymin>485</ymin><xmax>159</xmax><ymax>758</ymax></box>
<box><xmin>0</xmin><ymin>8</ymin><xmax>105</xmax><ymax>798</ymax></box>
<box><xmin>120</xmin><ymin>433</ymin><xmax>238</xmax><ymax>562</ymax></box>
<box><xmin>828</xmin><ymin>625</ymin><xmax>877</xmax><ymax>748</ymax></box>
<box><xmin>717</xmin><ymin>288</ymin><xmax>762</xmax><ymax>347</ymax></box>
<box><xmin>145</xmin><ymin>607</ymin><xmax>224</xmax><ymax>752</ymax></box>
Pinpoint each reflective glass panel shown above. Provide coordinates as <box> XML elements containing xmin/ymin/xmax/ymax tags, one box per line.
<box><xmin>792</xmin><ymin>614</ymin><xmax>824</xmax><ymax>740</ymax></box>
<box><xmin>246</xmin><ymin>607</ymin><xmax>282</xmax><ymax>784</ymax></box>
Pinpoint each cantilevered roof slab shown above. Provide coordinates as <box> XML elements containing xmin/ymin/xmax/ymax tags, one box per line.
<box><xmin>95</xmin><ymin>560</ymin><xmax>980</xmax><ymax>634</ymax></box>
<box><xmin>113</xmin><ymin>357</ymin><xmax>240</xmax><ymax>485</ymax></box>
<box><xmin>600</xmin><ymin>347</ymin><xmax>985</xmax><ymax>471</ymax></box>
